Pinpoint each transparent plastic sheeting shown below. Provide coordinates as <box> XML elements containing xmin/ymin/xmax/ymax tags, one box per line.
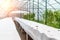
<box><xmin>15</xmin><ymin>17</ymin><xmax>60</xmax><ymax>40</ymax></box>
<box><xmin>0</xmin><ymin>17</ymin><xmax>21</xmax><ymax>40</ymax></box>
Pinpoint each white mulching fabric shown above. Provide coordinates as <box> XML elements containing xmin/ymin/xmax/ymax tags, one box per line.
<box><xmin>0</xmin><ymin>17</ymin><xmax>21</xmax><ymax>40</ymax></box>
<box><xmin>14</xmin><ymin>17</ymin><xmax>60</xmax><ymax>40</ymax></box>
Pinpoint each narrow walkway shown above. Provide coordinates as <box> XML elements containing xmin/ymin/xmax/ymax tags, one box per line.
<box><xmin>0</xmin><ymin>18</ymin><xmax>21</xmax><ymax>40</ymax></box>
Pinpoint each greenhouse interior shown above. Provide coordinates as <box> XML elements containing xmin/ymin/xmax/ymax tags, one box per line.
<box><xmin>0</xmin><ymin>0</ymin><xmax>60</xmax><ymax>40</ymax></box>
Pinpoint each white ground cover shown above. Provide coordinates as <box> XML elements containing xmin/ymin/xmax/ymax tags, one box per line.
<box><xmin>0</xmin><ymin>17</ymin><xmax>21</xmax><ymax>40</ymax></box>
<box><xmin>14</xmin><ymin>17</ymin><xmax>60</xmax><ymax>40</ymax></box>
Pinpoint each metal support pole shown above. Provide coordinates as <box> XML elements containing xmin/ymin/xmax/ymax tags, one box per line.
<box><xmin>45</xmin><ymin>0</ymin><xmax>47</xmax><ymax>24</ymax></box>
<box><xmin>37</xmin><ymin>0</ymin><xmax>39</xmax><ymax>22</ymax></box>
<box><xmin>33</xmin><ymin>0</ymin><xmax>34</xmax><ymax>20</ymax></box>
<box><xmin>28</xmin><ymin>0</ymin><xmax>30</xmax><ymax>20</ymax></box>
<box><xmin>27</xmin><ymin>0</ymin><xmax>29</xmax><ymax>19</ymax></box>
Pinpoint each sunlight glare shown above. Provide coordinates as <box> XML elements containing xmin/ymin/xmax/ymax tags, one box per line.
<box><xmin>0</xmin><ymin>0</ymin><xmax>16</xmax><ymax>17</ymax></box>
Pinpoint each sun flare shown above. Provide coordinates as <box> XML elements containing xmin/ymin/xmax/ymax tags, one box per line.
<box><xmin>0</xmin><ymin>0</ymin><xmax>16</xmax><ymax>17</ymax></box>
<box><xmin>0</xmin><ymin>0</ymin><xmax>14</xmax><ymax>11</ymax></box>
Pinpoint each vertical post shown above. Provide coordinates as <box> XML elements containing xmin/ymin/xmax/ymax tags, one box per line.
<box><xmin>27</xmin><ymin>0</ymin><xmax>29</xmax><ymax>19</ymax></box>
<box><xmin>27</xmin><ymin>1</ymin><xmax>28</xmax><ymax>12</ymax></box>
<box><xmin>45</xmin><ymin>0</ymin><xmax>47</xmax><ymax>24</ymax></box>
<box><xmin>37</xmin><ymin>0</ymin><xmax>39</xmax><ymax>22</ymax></box>
<box><xmin>33</xmin><ymin>0</ymin><xmax>34</xmax><ymax>20</ymax></box>
<box><xmin>29</xmin><ymin>0</ymin><xmax>30</xmax><ymax>20</ymax></box>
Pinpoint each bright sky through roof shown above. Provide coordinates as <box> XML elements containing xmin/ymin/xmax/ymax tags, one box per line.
<box><xmin>0</xmin><ymin>0</ymin><xmax>12</xmax><ymax>10</ymax></box>
<box><xmin>0</xmin><ymin>0</ymin><xmax>19</xmax><ymax>17</ymax></box>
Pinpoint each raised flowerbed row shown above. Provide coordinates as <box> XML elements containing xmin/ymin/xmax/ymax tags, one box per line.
<box><xmin>23</xmin><ymin>10</ymin><xmax>60</xmax><ymax>29</ymax></box>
